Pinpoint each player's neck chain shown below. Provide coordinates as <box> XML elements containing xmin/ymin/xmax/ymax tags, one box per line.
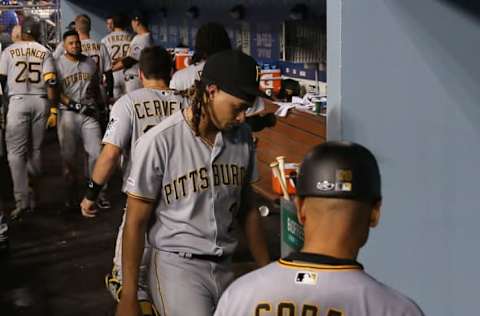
<box><xmin>183</xmin><ymin>108</ymin><xmax>215</xmax><ymax>148</ymax></box>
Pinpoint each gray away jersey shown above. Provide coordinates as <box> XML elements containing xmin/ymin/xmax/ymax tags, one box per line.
<box><xmin>214</xmin><ymin>253</ymin><xmax>424</xmax><ymax>316</ymax></box>
<box><xmin>53</xmin><ymin>39</ymin><xmax>111</xmax><ymax>75</ymax></box>
<box><xmin>80</xmin><ymin>38</ymin><xmax>112</xmax><ymax>75</ymax></box>
<box><xmin>56</xmin><ymin>54</ymin><xmax>99</xmax><ymax>105</ymax></box>
<box><xmin>101</xmin><ymin>30</ymin><xmax>132</xmax><ymax>61</ymax></box>
<box><xmin>0</xmin><ymin>41</ymin><xmax>55</xmax><ymax>96</ymax></box>
<box><xmin>169</xmin><ymin>61</ymin><xmax>205</xmax><ymax>91</ymax></box>
<box><xmin>126</xmin><ymin>110</ymin><xmax>258</xmax><ymax>256</ymax></box>
<box><xmin>124</xmin><ymin>32</ymin><xmax>153</xmax><ymax>77</ymax></box>
<box><xmin>103</xmin><ymin>88</ymin><xmax>187</xmax><ymax>192</ymax></box>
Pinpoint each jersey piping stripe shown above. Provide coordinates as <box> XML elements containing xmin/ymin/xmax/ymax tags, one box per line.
<box><xmin>153</xmin><ymin>251</ymin><xmax>168</xmax><ymax>316</ymax></box>
<box><xmin>126</xmin><ymin>192</ymin><xmax>155</xmax><ymax>202</ymax></box>
<box><xmin>43</xmin><ymin>72</ymin><xmax>56</xmax><ymax>81</ymax></box>
<box><xmin>278</xmin><ymin>259</ymin><xmax>362</xmax><ymax>271</ymax></box>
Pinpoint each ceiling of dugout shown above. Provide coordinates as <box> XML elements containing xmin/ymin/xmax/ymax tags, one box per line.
<box><xmin>65</xmin><ymin>0</ymin><xmax>326</xmax><ymax>66</ymax></box>
<box><xmin>66</xmin><ymin>0</ymin><xmax>326</xmax><ymax>19</ymax></box>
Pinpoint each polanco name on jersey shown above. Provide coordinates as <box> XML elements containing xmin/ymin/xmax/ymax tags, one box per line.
<box><xmin>9</xmin><ymin>47</ymin><xmax>47</xmax><ymax>60</ymax></box>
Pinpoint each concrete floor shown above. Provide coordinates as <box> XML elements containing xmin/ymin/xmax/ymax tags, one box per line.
<box><xmin>0</xmin><ymin>130</ymin><xmax>281</xmax><ymax>316</ymax></box>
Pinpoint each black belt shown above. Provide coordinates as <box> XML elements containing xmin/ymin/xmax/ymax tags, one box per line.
<box><xmin>9</xmin><ymin>95</ymin><xmax>47</xmax><ymax>99</ymax></box>
<box><xmin>175</xmin><ymin>251</ymin><xmax>229</xmax><ymax>263</ymax></box>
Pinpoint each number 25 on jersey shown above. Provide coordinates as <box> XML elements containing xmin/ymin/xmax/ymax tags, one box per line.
<box><xmin>15</xmin><ymin>61</ymin><xmax>41</xmax><ymax>83</ymax></box>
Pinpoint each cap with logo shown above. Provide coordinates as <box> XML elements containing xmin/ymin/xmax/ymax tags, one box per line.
<box><xmin>201</xmin><ymin>49</ymin><xmax>268</xmax><ymax>103</ymax></box>
<box><xmin>131</xmin><ymin>11</ymin><xmax>148</xmax><ymax>25</ymax></box>
<box><xmin>296</xmin><ymin>141</ymin><xmax>382</xmax><ymax>203</ymax></box>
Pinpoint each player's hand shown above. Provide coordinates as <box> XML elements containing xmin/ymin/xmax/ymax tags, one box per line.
<box><xmin>80</xmin><ymin>197</ymin><xmax>98</xmax><ymax>218</ymax></box>
<box><xmin>115</xmin><ymin>297</ymin><xmax>142</xmax><ymax>316</ymax></box>
<box><xmin>46</xmin><ymin>107</ymin><xmax>58</xmax><ymax>129</ymax></box>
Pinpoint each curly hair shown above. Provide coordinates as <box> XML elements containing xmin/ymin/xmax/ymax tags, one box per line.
<box><xmin>191</xmin><ymin>22</ymin><xmax>231</xmax><ymax>64</ymax></box>
<box><xmin>189</xmin><ymin>80</ymin><xmax>210</xmax><ymax>136</ymax></box>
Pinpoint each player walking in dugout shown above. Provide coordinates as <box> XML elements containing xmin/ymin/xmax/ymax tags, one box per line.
<box><xmin>112</xmin><ymin>12</ymin><xmax>153</xmax><ymax>93</ymax></box>
<box><xmin>0</xmin><ymin>16</ymin><xmax>58</xmax><ymax>220</ymax></box>
<box><xmin>55</xmin><ymin>30</ymin><xmax>109</xmax><ymax>210</ymax></box>
<box><xmin>79</xmin><ymin>46</ymin><xmax>187</xmax><ymax>316</ymax></box>
<box><xmin>101</xmin><ymin>14</ymin><xmax>132</xmax><ymax>102</ymax></box>
<box><xmin>214</xmin><ymin>141</ymin><xmax>424</xmax><ymax>316</ymax></box>
<box><xmin>116</xmin><ymin>50</ymin><xmax>271</xmax><ymax>316</ymax></box>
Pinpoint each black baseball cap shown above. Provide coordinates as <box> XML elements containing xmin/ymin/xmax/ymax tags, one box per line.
<box><xmin>131</xmin><ymin>11</ymin><xmax>148</xmax><ymax>25</ymax></box>
<box><xmin>201</xmin><ymin>50</ymin><xmax>268</xmax><ymax>103</ymax></box>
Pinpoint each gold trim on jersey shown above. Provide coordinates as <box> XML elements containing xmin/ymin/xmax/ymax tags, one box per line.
<box><xmin>278</xmin><ymin>259</ymin><xmax>362</xmax><ymax>271</ymax></box>
<box><xmin>43</xmin><ymin>72</ymin><xmax>56</xmax><ymax>81</ymax></box>
<box><xmin>126</xmin><ymin>192</ymin><xmax>155</xmax><ymax>202</ymax></box>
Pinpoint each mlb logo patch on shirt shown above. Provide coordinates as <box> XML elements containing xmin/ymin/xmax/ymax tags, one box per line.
<box><xmin>295</xmin><ymin>271</ymin><xmax>318</xmax><ymax>285</ymax></box>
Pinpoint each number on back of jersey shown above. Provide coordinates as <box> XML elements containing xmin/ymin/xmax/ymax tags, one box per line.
<box><xmin>15</xmin><ymin>61</ymin><xmax>41</xmax><ymax>83</ymax></box>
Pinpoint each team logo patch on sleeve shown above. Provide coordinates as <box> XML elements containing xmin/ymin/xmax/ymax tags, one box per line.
<box><xmin>126</xmin><ymin>177</ymin><xmax>136</xmax><ymax>186</ymax></box>
<box><xmin>295</xmin><ymin>271</ymin><xmax>318</xmax><ymax>285</ymax></box>
<box><xmin>104</xmin><ymin>117</ymin><xmax>118</xmax><ymax>137</ymax></box>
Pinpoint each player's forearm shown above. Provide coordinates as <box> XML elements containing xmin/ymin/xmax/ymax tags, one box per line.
<box><xmin>92</xmin><ymin>75</ymin><xmax>104</xmax><ymax>105</ymax></box>
<box><xmin>121</xmin><ymin>57</ymin><xmax>138</xmax><ymax>70</ymax></box>
<box><xmin>0</xmin><ymin>74</ymin><xmax>6</xmax><ymax>93</ymax></box>
<box><xmin>121</xmin><ymin>196</ymin><xmax>152</xmax><ymax>299</ymax></box>
<box><xmin>47</xmin><ymin>85</ymin><xmax>59</xmax><ymax>108</ymax></box>
<box><xmin>91</xmin><ymin>145</ymin><xmax>121</xmax><ymax>185</ymax></box>
<box><xmin>60</xmin><ymin>93</ymin><xmax>71</xmax><ymax>105</ymax></box>
<box><xmin>111</xmin><ymin>61</ymin><xmax>124</xmax><ymax>72</ymax></box>
<box><xmin>105</xmin><ymin>70</ymin><xmax>114</xmax><ymax>99</ymax></box>
<box><xmin>244</xmin><ymin>207</ymin><xmax>270</xmax><ymax>267</ymax></box>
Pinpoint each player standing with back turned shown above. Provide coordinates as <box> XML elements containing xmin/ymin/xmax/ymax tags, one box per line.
<box><xmin>0</xmin><ymin>16</ymin><xmax>58</xmax><ymax>219</ymax></box>
<box><xmin>214</xmin><ymin>141</ymin><xmax>424</xmax><ymax>316</ymax></box>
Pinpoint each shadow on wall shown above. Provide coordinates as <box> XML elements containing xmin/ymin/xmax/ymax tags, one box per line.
<box><xmin>386</xmin><ymin>0</ymin><xmax>480</xmax><ymax>131</ymax></box>
<box><xmin>440</xmin><ymin>0</ymin><xmax>480</xmax><ymax>21</ymax></box>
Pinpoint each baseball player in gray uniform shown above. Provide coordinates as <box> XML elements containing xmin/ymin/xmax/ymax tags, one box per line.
<box><xmin>101</xmin><ymin>14</ymin><xmax>132</xmax><ymax>101</ymax></box>
<box><xmin>170</xmin><ymin>22</ymin><xmax>264</xmax><ymax>116</ymax></box>
<box><xmin>79</xmin><ymin>46</ymin><xmax>186</xmax><ymax>316</ymax></box>
<box><xmin>169</xmin><ymin>22</ymin><xmax>231</xmax><ymax>92</ymax></box>
<box><xmin>116</xmin><ymin>50</ymin><xmax>271</xmax><ymax>316</ymax></box>
<box><xmin>112</xmin><ymin>13</ymin><xmax>153</xmax><ymax>93</ymax></box>
<box><xmin>54</xmin><ymin>15</ymin><xmax>113</xmax><ymax>104</ymax></box>
<box><xmin>55</xmin><ymin>30</ymin><xmax>108</xmax><ymax>209</ymax></box>
<box><xmin>215</xmin><ymin>142</ymin><xmax>424</xmax><ymax>316</ymax></box>
<box><xmin>53</xmin><ymin>14</ymin><xmax>89</xmax><ymax>60</ymax></box>
<box><xmin>0</xmin><ymin>17</ymin><xmax>57</xmax><ymax>219</ymax></box>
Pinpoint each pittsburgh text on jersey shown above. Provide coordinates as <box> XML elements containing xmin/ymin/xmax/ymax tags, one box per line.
<box><xmin>163</xmin><ymin>164</ymin><xmax>247</xmax><ymax>204</ymax></box>
<box><xmin>62</xmin><ymin>72</ymin><xmax>93</xmax><ymax>89</ymax></box>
